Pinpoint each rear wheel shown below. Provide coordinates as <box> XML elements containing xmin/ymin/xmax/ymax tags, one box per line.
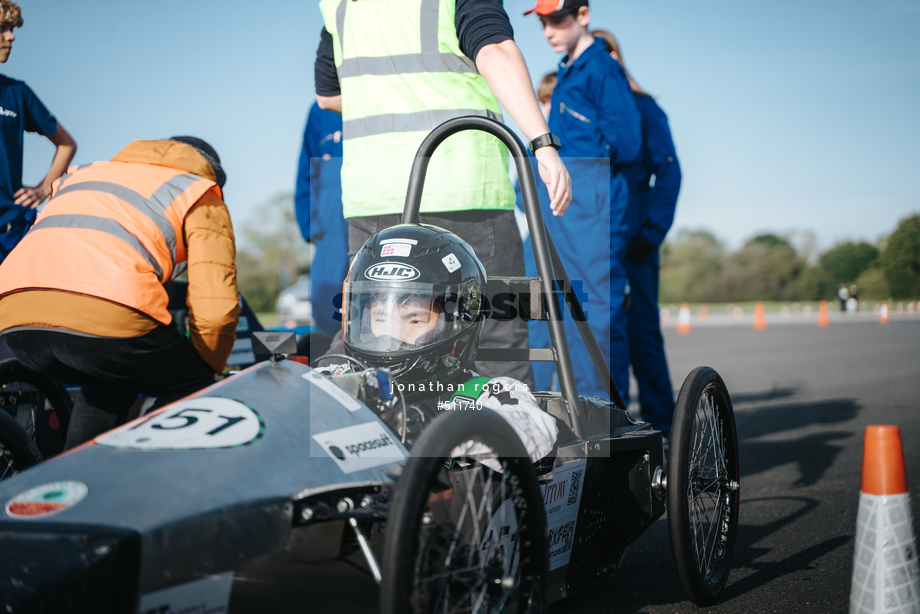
<box><xmin>0</xmin><ymin>358</ymin><xmax>73</xmax><ymax>460</ymax></box>
<box><xmin>380</xmin><ymin>409</ymin><xmax>548</xmax><ymax>614</ymax></box>
<box><xmin>667</xmin><ymin>366</ymin><xmax>740</xmax><ymax>605</ymax></box>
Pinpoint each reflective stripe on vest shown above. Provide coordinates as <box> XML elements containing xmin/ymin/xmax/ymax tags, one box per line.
<box><xmin>49</xmin><ymin>173</ymin><xmax>200</xmax><ymax>267</ymax></box>
<box><xmin>320</xmin><ymin>0</ymin><xmax>515</xmax><ymax>217</ymax></box>
<box><xmin>343</xmin><ymin>108</ymin><xmax>502</xmax><ymax>140</ymax></box>
<box><xmin>29</xmin><ymin>214</ymin><xmax>164</xmax><ymax>279</ymax></box>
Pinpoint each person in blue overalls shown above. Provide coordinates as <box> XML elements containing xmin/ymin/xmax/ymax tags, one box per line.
<box><xmin>594</xmin><ymin>29</ymin><xmax>681</xmax><ymax>435</ymax></box>
<box><xmin>294</xmin><ymin>102</ymin><xmax>349</xmax><ymax>339</ymax></box>
<box><xmin>525</xmin><ymin>0</ymin><xmax>641</xmax><ymax>399</ymax></box>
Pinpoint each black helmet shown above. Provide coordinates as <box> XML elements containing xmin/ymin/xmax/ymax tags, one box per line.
<box><xmin>342</xmin><ymin>224</ymin><xmax>486</xmax><ymax>391</ymax></box>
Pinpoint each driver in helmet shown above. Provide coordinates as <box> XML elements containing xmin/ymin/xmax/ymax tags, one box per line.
<box><xmin>314</xmin><ymin>224</ymin><xmax>558</xmax><ymax>463</ymax></box>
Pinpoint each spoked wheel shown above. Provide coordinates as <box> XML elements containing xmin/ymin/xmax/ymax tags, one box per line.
<box><xmin>667</xmin><ymin>366</ymin><xmax>740</xmax><ymax>605</ymax></box>
<box><xmin>0</xmin><ymin>407</ymin><xmax>43</xmax><ymax>481</ymax></box>
<box><xmin>380</xmin><ymin>409</ymin><xmax>548</xmax><ymax>614</ymax></box>
<box><xmin>0</xmin><ymin>358</ymin><xmax>73</xmax><ymax>461</ymax></box>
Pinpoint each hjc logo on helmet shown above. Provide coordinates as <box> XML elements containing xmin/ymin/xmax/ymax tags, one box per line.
<box><xmin>364</xmin><ymin>263</ymin><xmax>420</xmax><ymax>282</ymax></box>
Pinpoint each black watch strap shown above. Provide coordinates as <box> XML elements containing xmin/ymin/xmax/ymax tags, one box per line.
<box><xmin>529</xmin><ymin>133</ymin><xmax>561</xmax><ymax>154</ymax></box>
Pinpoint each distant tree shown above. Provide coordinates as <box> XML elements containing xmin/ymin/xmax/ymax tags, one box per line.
<box><xmin>882</xmin><ymin>214</ymin><xmax>920</xmax><ymax>298</ymax></box>
<box><xmin>819</xmin><ymin>241</ymin><xmax>880</xmax><ymax>284</ymax></box>
<box><xmin>751</xmin><ymin>234</ymin><xmax>792</xmax><ymax>250</ymax></box>
<box><xmin>714</xmin><ymin>237</ymin><xmax>804</xmax><ymax>301</ymax></box>
<box><xmin>855</xmin><ymin>268</ymin><xmax>890</xmax><ymax>300</ymax></box>
<box><xmin>235</xmin><ymin>193</ymin><xmax>312</xmax><ymax>312</ymax></box>
<box><xmin>659</xmin><ymin>230</ymin><xmax>725</xmax><ymax>303</ymax></box>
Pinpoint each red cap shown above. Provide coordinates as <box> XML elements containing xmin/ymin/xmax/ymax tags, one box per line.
<box><xmin>524</xmin><ymin>0</ymin><xmax>587</xmax><ymax>17</ymax></box>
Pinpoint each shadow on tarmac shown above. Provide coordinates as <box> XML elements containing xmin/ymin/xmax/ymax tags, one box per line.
<box><xmin>736</xmin><ymin>398</ymin><xmax>861</xmax><ymax>486</ymax></box>
<box><xmin>731</xmin><ymin>386</ymin><xmax>798</xmax><ymax>404</ymax></box>
<box><xmin>551</xmin><ymin>496</ymin><xmax>851</xmax><ymax>613</ymax></box>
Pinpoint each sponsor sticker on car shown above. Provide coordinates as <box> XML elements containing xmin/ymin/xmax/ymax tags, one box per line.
<box><xmin>542</xmin><ymin>458</ymin><xmax>586</xmax><ymax>570</ymax></box>
<box><xmin>5</xmin><ymin>481</ymin><xmax>88</xmax><ymax>519</ymax></box>
<box><xmin>313</xmin><ymin>421</ymin><xmax>405</xmax><ymax>474</ymax></box>
<box><xmin>96</xmin><ymin>397</ymin><xmax>264</xmax><ymax>451</ymax></box>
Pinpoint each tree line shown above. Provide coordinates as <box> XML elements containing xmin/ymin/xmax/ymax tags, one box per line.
<box><xmin>659</xmin><ymin>214</ymin><xmax>920</xmax><ymax>303</ymax></box>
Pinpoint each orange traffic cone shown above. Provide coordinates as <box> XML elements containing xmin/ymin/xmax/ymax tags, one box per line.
<box><xmin>880</xmin><ymin>302</ymin><xmax>890</xmax><ymax>325</ymax></box>
<box><xmin>849</xmin><ymin>425</ymin><xmax>920</xmax><ymax>613</ymax></box>
<box><xmin>817</xmin><ymin>300</ymin><xmax>830</xmax><ymax>328</ymax></box>
<box><xmin>676</xmin><ymin>302</ymin><xmax>692</xmax><ymax>335</ymax></box>
<box><xmin>753</xmin><ymin>301</ymin><xmax>768</xmax><ymax>331</ymax></box>
<box><xmin>698</xmin><ymin>304</ymin><xmax>709</xmax><ymax>320</ymax></box>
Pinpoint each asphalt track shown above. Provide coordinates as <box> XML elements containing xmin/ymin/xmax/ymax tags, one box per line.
<box><xmin>551</xmin><ymin>316</ymin><xmax>920</xmax><ymax>614</ymax></box>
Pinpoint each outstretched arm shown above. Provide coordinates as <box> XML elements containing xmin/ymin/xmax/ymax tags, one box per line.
<box><xmin>475</xmin><ymin>40</ymin><xmax>572</xmax><ymax>216</ymax></box>
<box><xmin>15</xmin><ymin>122</ymin><xmax>76</xmax><ymax>208</ymax></box>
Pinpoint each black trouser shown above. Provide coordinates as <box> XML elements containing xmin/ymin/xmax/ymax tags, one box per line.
<box><xmin>4</xmin><ymin>326</ymin><xmax>215</xmax><ymax>450</ymax></box>
<box><xmin>325</xmin><ymin>209</ymin><xmax>534</xmax><ymax>389</ymax></box>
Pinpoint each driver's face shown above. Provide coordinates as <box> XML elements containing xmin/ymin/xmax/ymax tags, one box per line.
<box><xmin>370</xmin><ymin>296</ymin><xmax>440</xmax><ymax>345</ymax></box>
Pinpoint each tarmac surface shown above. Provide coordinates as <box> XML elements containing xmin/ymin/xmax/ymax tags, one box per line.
<box><xmin>551</xmin><ymin>316</ymin><xmax>920</xmax><ymax>614</ymax></box>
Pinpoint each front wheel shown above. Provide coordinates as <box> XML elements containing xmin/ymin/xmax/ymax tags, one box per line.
<box><xmin>667</xmin><ymin>366</ymin><xmax>740</xmax><ymax>605</ymax></box>
<box><xmin>380</xmin><ymin>408</ymin><xmax>548</xmax><ymax>614</ymax></box>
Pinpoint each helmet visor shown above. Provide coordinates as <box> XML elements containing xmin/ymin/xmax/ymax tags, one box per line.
<box><xmin>343</xmin><ymin>281</ymin><xmax>481</xmax><ymax>354</ymax></box>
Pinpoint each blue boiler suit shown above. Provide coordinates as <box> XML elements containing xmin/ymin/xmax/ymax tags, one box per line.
<box><xmin>622</xmin><ymin>94</ymin><xmax>681</xmax><ymax>434</ymax></box>
<box><xmin>545</xmin><ymin>38</ymin><xmax>641</xmax><ymax>399</ymax></box>
<box><xmin>295</xmin><ymin>103</ymin><xmax>349</xmax><ymax>338</ymax></box>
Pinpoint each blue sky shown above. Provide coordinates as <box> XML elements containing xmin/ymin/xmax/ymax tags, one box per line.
<box><xmin>8</xmin><ymin>0</ymin><xmax>920</xmax><ymax>251</ymax></box>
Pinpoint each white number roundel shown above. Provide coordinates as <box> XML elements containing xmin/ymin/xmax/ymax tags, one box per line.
<box><xmin>96</xmin><ymin>397</ymin><xmax>263</xmax><ymax>450</ymax></box>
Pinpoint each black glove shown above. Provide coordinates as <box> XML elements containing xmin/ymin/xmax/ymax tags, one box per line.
<box><xmin>626</xmin><ymin>234</ymin><xmax>657</xmax><ymax>265</ymax></box>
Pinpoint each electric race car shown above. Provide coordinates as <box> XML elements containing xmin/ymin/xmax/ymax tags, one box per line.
<box><xmin>0</xmin><ymin>118</ymin><xmax>740</xmax><ymax>614</ymax></box>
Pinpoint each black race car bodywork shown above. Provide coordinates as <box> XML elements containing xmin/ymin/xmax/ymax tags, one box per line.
<box><xmin>0</xmin><ymin>356</ymin><xmax>666</xmax><ymax>613</ymax></box>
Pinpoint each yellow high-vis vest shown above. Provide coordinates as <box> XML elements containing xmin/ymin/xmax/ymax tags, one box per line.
<box><xmin>319</xmin><ymin>0</ymin><xmax>516</xmax><ymax>218</ymax></box>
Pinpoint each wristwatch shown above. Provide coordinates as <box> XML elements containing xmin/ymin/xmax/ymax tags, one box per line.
<box><xmin>529</xmin><ymin>133</ymin><xmax>562</xmax><ymax>154</ymax></box>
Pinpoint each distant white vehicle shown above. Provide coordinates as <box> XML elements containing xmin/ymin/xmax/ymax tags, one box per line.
<box><xmin>276</xmin><ymin>275</ymin><xmax>313</xmax><ymax>323</ymax></box>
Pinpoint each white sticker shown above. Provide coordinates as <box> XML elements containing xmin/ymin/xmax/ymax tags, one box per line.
<box><xmin>313</xmin><ymin>422</ymin><xmax>405</xmax><ymax>474</ymax></box>
<box><xmin>542</xmin><ymin>458</ymin><xmax>586</xmax><ymax>570</ymax></box>
<box><xmin>137</xmin><ymin>571</ymin><xmax>233</xmax><ymax>614</ymax></box>
<box><xmin>235</xmin><ymin>316</ymin><xmax>250</xmax><ymax>332</ymax></box>
<box><xmin>304</xmin><ymin>371</ymin><xmax>363</xmax><ymax>412</ymax></box>
<box><xmin>442</xmin><ymin>253</ymin><xmax>461</xmax><ymax>273</ymax></box>
<box><xmin>380</xmin><ymin>243</ymin><xmax>412</xmax><ymax>258</ymax></box>
<box><xmin>380</xmin><ymin>238</ymin><xmax>417</xmax><ymax>245</ymax></box>
<box><xmin>228</xmin><ymin>337</ymin><xmax>256</xmax><ymax>365</ymax></box>
<box><xmin>5</xmin><ymin>481</ymin><xmax>89</xmax><ymax>519</ymax></box>
<box><xmin>96</xmin><ymin>397</ymin><xmax>263</xmax><ymax>450</ymax></box>
<box><xmin>364</xmin><ymin>262</ymin><xmax>420</xmax><ymax>281</ymax></box>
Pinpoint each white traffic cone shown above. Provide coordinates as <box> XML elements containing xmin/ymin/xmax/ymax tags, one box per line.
<box><xmin>850</xmin><ymin>425</ymin><xmax>920</xmax><ymax>613</ymax></box>
<box><xmin>676</xmin><ymin>302</ymin><xmax>692</xmax><ymax>334</ymax></box>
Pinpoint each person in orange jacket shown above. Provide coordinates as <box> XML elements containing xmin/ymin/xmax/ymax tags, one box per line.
<box><xmin>0</xmin><ymin>137</ymin><xmax>240</xmax><ymax>449</ymax></box>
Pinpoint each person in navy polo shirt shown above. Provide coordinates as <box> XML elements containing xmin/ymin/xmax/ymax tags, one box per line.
<box><xmin>526</xmin><ymin>0</ymin><xmax>641</xmax><ymax>400</ymax></box>
<box><xmin>0</xmin><ymin>1</ymin><xmax>76</xmax><ymax>263</ymax></box>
